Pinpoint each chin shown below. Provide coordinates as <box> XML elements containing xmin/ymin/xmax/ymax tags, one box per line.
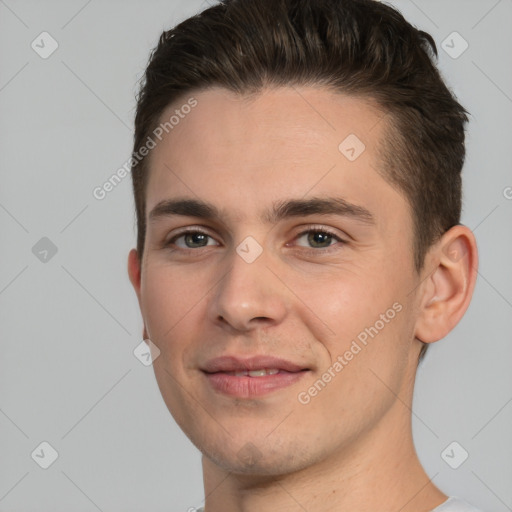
<box><xmin>200</xmin><ymin>438</ymin><xmax>315</xmax><ymax>477</ymax></box>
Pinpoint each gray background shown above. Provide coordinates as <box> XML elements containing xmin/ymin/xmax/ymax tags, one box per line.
<box><xmin>0</xmin><ymin>0</ymin><xmax>511</xmax><ymax>510</ymax></box>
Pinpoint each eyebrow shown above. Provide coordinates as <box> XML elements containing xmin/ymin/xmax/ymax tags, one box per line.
<box><xmin>148</xmin><ymin>197</ymin><xmax>375</xmax><ymax>225</ymax></box>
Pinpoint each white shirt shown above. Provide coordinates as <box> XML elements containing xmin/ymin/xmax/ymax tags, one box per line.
<box><xmin>195</xmin><ymin>496</ymin><xmax>484</xmax><ymax>511</ymax></box>
<box><xmin>432</xmin><ymin>497</ymin><xmax>485</xmax><ymax>511</ymax></box>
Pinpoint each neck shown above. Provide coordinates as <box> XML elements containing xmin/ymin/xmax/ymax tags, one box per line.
<box><xmin>201</xmin><ymin>394</ymin><xmax>447</xmax><ymax>512</ymax></box>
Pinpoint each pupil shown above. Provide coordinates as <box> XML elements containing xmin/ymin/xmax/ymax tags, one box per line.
<box><xmin>308</xmin><ymin>232</ymin><xmax>332</xmax><ymax>247</ymax></box>
<box><xmin>186</xmin><ymin>233</ymin><xmax>207</xmax><ymax>247</ymax></box>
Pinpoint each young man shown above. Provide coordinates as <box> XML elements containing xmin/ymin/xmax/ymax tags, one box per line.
<box><xmin>127</xmin><ymin>0</ymin><xmax>482</xmax><ymax>510</ymax></box>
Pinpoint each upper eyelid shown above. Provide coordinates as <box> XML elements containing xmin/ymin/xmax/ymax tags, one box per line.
<box><xmin>295</xmin><ymin>226</ymin><xmax>345</xmax><ymax>240</ymax></box>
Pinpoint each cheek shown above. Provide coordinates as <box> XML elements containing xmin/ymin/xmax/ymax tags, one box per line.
<box><xmin>292</xmin><ymin>264</ymin><xmax>411</xmax><ymax>371</ymax></box>
<box><xmin>296</xmin><ymin>293</ymin><xmax>411</xmax><ymax>432</ymax></box>
<box><xmin>293</xmin><ymin>269</ymin><xmax>393</xmax><ymax>334</ymax></box>
<box><xmin>140</xmin><ymin>263</ymin><xmax>206</xmax><ymax>342</ymax></box>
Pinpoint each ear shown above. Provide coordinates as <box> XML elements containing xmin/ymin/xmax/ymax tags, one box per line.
<box><xmin>414</xmin><ymin>225</ymin><xmax>478</xmax><ymax>344</ymax></box>
<box><xmin>128</xmin><ymin>249</ymin><xmax>149</xmax><ymax>340</ymax></box>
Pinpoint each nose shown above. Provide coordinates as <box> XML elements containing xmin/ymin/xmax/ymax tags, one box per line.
<box><xmin>207</xmin><ymin>244</ymin><xmax>288</xmax><ymax>333</ymax></box>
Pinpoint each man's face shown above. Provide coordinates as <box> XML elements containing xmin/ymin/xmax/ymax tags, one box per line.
<box><xmin>129</xmin><ymin>87</ymin><xmax>424</xmax><ymax>475</ymax></box>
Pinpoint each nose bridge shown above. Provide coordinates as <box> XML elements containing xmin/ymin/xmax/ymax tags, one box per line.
<box><xmin>209</xmin><ymin>240</ymin><xmax>287</xmax><ymax>330</ymax></box>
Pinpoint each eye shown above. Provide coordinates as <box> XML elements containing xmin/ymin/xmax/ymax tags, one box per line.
<box><xmin>166</xmin><ymin>229</ymin><xmax>219</xmax><ymax>249</ymax></box>
<box><xmin>294</xmin><ymin>228</ymin><xmax>345</xmax><ymax>250</ymax></box>
<box><xmin>164</xmin><ymin>226</ymin><xmax>345</xmax><ymax>252</ymax></box>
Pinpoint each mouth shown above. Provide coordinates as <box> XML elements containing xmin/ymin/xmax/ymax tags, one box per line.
<box><xmin>200</xmin><ymin>355</ymin><xmax>311</xmax><ymax>398</ymax></box>
<box><xmin>201</xmin><ymin>355</ymin><xmax>310</xmax><ymax>374</ymax></box>
<box><xmin>215</xmin><ymin>368</ymin><xmax>296</xmax><ymax>377</ymax></box>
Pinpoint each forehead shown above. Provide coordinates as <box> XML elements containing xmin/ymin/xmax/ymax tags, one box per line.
<box><xmin>145</xmin><ymin>86</ymin><xmax>408</xmax><ymax>228</ymax></box>
<box><xmin>152</xmin><ymin>86</ymin><xmax>384</xmax><ymax>163</ymax></box>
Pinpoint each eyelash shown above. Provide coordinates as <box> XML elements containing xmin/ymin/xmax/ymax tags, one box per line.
<box><xmin>164</xmin><ymin>225</ymin><xmax>346</xmax><ymax>254</ymax></box>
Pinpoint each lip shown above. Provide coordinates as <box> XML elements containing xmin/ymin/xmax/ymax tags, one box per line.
<box><xmin>201</xmin><ymin>355</ymin><xmax>310</xmax><ymax>398</ymax></box>
<box><xmin>201</xmin><ymin>355</ymin><xmax>309</xmax><ymax>373</ymax></box>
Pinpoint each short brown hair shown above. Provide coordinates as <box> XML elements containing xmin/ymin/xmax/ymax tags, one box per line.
<box><xmin>131</xmin><ymin>0</ymin><xmax>470</xmax><ymax>363</ymax></box>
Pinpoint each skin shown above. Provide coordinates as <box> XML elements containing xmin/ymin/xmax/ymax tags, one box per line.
<box><xmin>128</xmin><ymin>86</ymin><xmax>478</xmax><ymax>512</ymax></box>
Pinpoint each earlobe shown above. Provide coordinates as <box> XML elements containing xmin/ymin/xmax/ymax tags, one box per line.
<box><xmin>414</xmin><ymin>225</ymin><xmax>478</xmax><ymax>344</ymax></box>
